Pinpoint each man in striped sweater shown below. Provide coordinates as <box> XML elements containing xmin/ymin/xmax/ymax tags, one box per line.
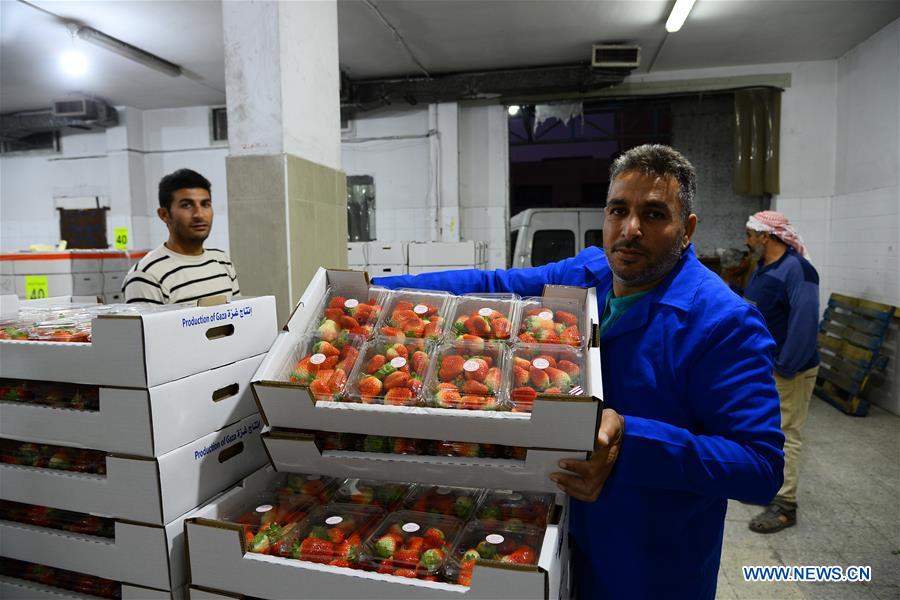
<box><xmin>122</xmin><ymin>169</ymin><xmax>240</xmax><ymax>305</ymax></box>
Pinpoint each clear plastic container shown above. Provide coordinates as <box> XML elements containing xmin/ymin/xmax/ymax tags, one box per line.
<box><xmin>443</xmin><ymin>520</ymin><xmax>545</xmax><ymax>586</ymax></box>
<box><xmin>345</xmin><ymin>335</ymin><xmax>433</xmax><ymax>406</ymax></box>
<box><xmin>0</xmin><ymin>499</ymin><xmax>115</xmax><ymax>539</ymax></box>
<box><xmin>278</xmin><ymin>332</ymin><xmax>365</xmax><ymax>402</ymax></box>
<box><xmin>315</xmin><ymin>431</ymin><xmax>430</xmax><ymax>456</ymax></box>
<box><xmin>290</xmin><ymin>504</ymin><xmax>386</xmax><ymax>566</ymax></box>
<box><xmin>359</xmin><ymin>510</ymin><xmax>463</xmax><ymax>579</ymax></box>
<box><xmin>424</xmin><ymin>340</ymin><xmax>510</xmax><ymax>411</ymax></box>
<box><xmin>308</xmin><ymin>285</ymin><xmax>389</xmax><ymax>339</ymax></box>
<box><xmin>474</xmin><ymin>490</ymin><xmax>554</xmax><ymax>528</ymax></box>
<box><xmin>376</xmin><ymin>289</ymin><xmax>454</xmax><ymax>341</ymax></box>
<box><xmin>26</xmin><ymin>319</ymin><xmax>92</xmax><ymax>343</ymax></box>
<box><xmin>331</xmin><ymin>479</ymin><xmax>414</xmax><ymax>512</ymax></box>
<box><xmin>517</xmin><ymin>295</ymin><xmax>587</xmax><ymax>347</ymax></box>
<box><xmin>0</xmin><ymin>439</ymin><xmax>107</xmax><ymax>475</ymax></box>
<box><xmin>403</xmin><ymin>485</ymin><xmax>485</xmax><ymax>520</ymax></box>
<box><xmin>506</xmin><ymin>343</ymin><xmax>587</xmax><ymax>412</ymax></box>
<box><xmin>278</xmin><ymin>473</ymin><xmax>343</xmax><ymax>505</ymax></box>
<box><xmin>0</xmin><ymin>557</ymin><xmax>122</xmax><ymax>599</ymax></box>
<box><xmin>223</xmin><ymin>490</ymin><xmax>318</xmax><ymax>556</ymax></box>
<box><xmin>448</xmin><ymin>294</ymin><xmax>520</xmax><ymax>342</ymax></box>
<box><xmin>0</xmin><ymin>378</ymin><xmax>100</xmax><ymax>411</ymax></box>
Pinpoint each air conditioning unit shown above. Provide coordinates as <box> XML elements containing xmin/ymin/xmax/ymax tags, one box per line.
<box><xmin>52</xmin><ymin>97</ymin><xmax>105</xmax><ymax>120</ymax></box>
<box><xmin>591</xmin><ymin>44</ymin><xmax>641</xmax><ymax>69</ymax></box>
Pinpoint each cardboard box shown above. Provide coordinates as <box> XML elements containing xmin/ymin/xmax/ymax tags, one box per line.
<box><xmin>407</xmin><ymin>264</ymin><xmax>485</xmax><ymax>275</ymax></box>
<box><xmin>186</xmin><ymin>468</ymin><xmax>568</xmax><ymax>599</ymax></box>
<box><xmin>253</xmin><ymin>279</ymin><xmax>602</xmax><ymax>451</ymax></box>
<box><xmin>366</xmin><ymin>264</ymin><xmax>408</xmax><ymax>277</ymax></box>
<box><xmin>347</xmin><ymin>264</ymin><xmax>367</xmax><ymax>272</ymax></box>
<box><xmin>103</xmin><ymin>271</ymin><xmax>126</xmax><ymax>293</ymax></box>
<box><xmin>104</xmin><ymin>292</ymin><xmax>124</xmax><ymax>303</ymax></box>
<box><xmin>0</xmin><ymin>414</ymin><xmax>267</xmax><ymax>525</ymax></box>
<box><xmin>0</xmin><ymin>251</ymin><xmax>149</xmax><ymax>276</ymax></box>
<box><xmin>0</xmin><ymin>276</ymin><xmax>14</xmax><ymax>295</ymax></box>
<box><xmin>347</xmin><ymin>242</ymin><xmax>367</xmax><ymax>265</ymax></box>
<box><xmin>366</xmin><ymin>241</ymin><xmax>407</xmax><ymax>265</ymax></box>
<box><xmin>1</xmin><ymin>354</ymin><xmax>264</xmax><ymax>457</ymax></box>
<box><xmin>13</xmin><ymin>273</ymin><xmax>102</xmax><ymax>298</ymax></box>
<box><xmin>0</xmin><ymin>578</ymin><xmax>177</xmax><ymax>600</ymax></box>
<box><xmin>262</xmin><ymin>432</ymin><xmax>585</xmax><ymax>494</ymax></box>
<box><xmin>0</xmin><ymin>296</ymin><xmax>278</xmax><ymax>387</ymax></box>
<box><xmin>408</xmin><ymin>242</ymin><xmax>480</xmax><ymax>266</ymax></box>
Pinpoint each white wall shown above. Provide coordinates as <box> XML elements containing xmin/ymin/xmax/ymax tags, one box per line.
<box><xmin>0</xmin><ymin>105</ymin><xmax>229</xmax><ymax>253</ymax></box>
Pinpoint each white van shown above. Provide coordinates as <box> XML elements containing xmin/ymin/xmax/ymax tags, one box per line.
<box><xmin>509</xmin><ymin>208</ymin><xmax>605</xmax><ymax>268</ymax></box>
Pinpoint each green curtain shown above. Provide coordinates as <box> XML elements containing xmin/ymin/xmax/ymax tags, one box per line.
<box><xmin>733</xmin><ymin>88</ymin><xmax>781</xmax><ymax>196</ymax></box>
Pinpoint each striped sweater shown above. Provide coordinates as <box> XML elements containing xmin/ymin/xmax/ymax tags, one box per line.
<box><xmin>122</xmin><ymin>244</ymin><xmax>240</xmax><ymax>304</ymax></box>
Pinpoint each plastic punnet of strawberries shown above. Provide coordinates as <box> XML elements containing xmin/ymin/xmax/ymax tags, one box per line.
<box><xmin>314</xmin><ymin>290</ymin><xmax>385</xmax><ymax>339</ymax></box>
<box><xmin>444</xmin><ymin>520</ymin><xmax>544</xmax><ymax>586</ymax></box>
<box><xmin>228</xmin><ymin>492</ymin><xmax>317</xmax><ymax>556</ymax></box>
<box><xmin>507</xmin><ymin>344</ymin><xmax>586</xmax><ymax>412</ymax></box>
<box><xmin>361</xmin><ymin>510</ymin><xmax>463</xmax><ymax>581</ymax></box>
<box><xmin>403</xmin><ymin>484</ymin><xmax>484</xmax><ymax>520</ymax></box>
<box><xmin>449</xmin><ymin>296</ymin><xmax>517</xmax><ymax>342</ymax></box>
<box><xmin>290</xmin><ymin>504</ymin><xmax>385</xmax><ymax>568</ymax></box>
<box><xmin>474</xmin><ymin>490</ymin><xmax>554</xmax><ymax>528</ymax></box>
<box><xmin>348</xmin><ymin>336</ymin><xmax>431</xmax><ymax>406</ymax></box>
<box><xmin>426</xmin><ymin>339</ymin><xmax>509</xmax><ymax>411</ymax></box>
<box><xmin>517</xmin><ymin>297</ymin><xmax>584</xmax><ymax>346</ymax></box>
<box><xmin>332</xmin><ymin>478</ymin><xmax>413</xmax><ymax>512</ymax></box>
<box><xmin>286</xmin><ymin>333</ymin><xmax>362</xmax><ymax>401</ymax></box>
<box><xmin>278</xmin><ymin>473</ymin><xmax>342</xmax><ymax>505</ymax></box>
<box><xmin>378</xmin><ymin>290</ymin><xmax>452</xmax><ymax>340</ymax></box>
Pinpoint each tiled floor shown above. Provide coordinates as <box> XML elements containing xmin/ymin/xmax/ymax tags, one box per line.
<box><xmin>716</xmin><ymin>398</ymin><xmax>900</xmax><ymax>599</ymax></box>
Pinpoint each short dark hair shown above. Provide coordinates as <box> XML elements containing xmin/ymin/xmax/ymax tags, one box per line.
<box><xmin>158</xmin><ymin>169</ymin><xmax>211</xmax><ymax>211</ymax></box>
<box><xmin>609</xmin><ymin>144</ymin><xmax>696</xmax><ymax>223</ymax></box>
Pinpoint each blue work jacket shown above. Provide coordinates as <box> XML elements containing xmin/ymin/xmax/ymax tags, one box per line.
<box><xmin>373</xmin><ymin>245</ymin><xmax>784</xmax><ymax>599</ymax></box>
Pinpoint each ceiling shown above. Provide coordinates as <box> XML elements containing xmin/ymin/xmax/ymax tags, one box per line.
<box><xmin>1</xmin><ymin>0</ymin><xmax>898</xmax><ymax>113</ymax></box>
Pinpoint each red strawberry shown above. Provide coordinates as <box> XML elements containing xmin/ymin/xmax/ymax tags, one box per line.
<box><xmin>324</xmin><ymin>307</ymin><xmax>344</xmax><ymax>322</ymax></box>
<box><xmin>513</xmin><ymin>366</ymin><xmax>530</xmax><ymax>386</ymax></box>
<box><xmin>423</xmin><ymin>320</ymin><xmax>442</xmax><ymax>338</ymax></box>
<box><xmin>384</xmin><ymin>387</ymin><xmax>413</xmax><ymax>405</ymax></box>
<box><xmin>297</xmin><ymin>537</ymin><xmax>333</xmax><ymax>563</ymax></box>
<box><xmin>491</xmin><ymin>317</ymin><xmax>511</xmax><ymax>338</ymax></box>
<box><xmin>394</xmin><ymin>568</ymin><xmax>418</xmax><ymax>578</ymax></box>
<box><xmin>544</xmin><ymin>387</ymin><xmax>562</xmax><ymax>394</ymax></box>
<box><xmin>463</xmin><ymin>357</ymin><xmax>489</xmax><ymax>381</ymax></box>
<box><xmin>376</xmin><ymin>560</ymin><xmax>394</xmax><ymax>574</ymax></box>
<box><xmin>383</xmin><ymin>371</ymin><xmax>411</xmax><ymax>390</ymax></box>
<box><xmin>423</xmin><ymin>527</ymin><xmax>446</xmax><ymax>549</ymax></box>
<box><xmin>545</xmin><ymin>366</ymin><xmax>572</xmax><ymax>390</ymax></box>
<box><xmin>458</xmin><ymin>395</ymin><xmax>486</xmax><ymax>410</ymax></box>
<box><xmin>434</xmin><ymin>387</ymin><xmax>461</xmax><ymax>408</ymax></box>
<box><xmin>411</xmin><ymin>351</ymin><xmax>429</xmax><ymax>375</ymax></box>
<box><xmin>438</xmin><ymin>355</ymin><xmax>465</xmax><ymax>381</ymax></box>
<box><xmin>402</xmin><ymin>320</ymin><xmax>426</xmax><ymax>337</ymax></box>
<box><xmin>394</xmin><ymin>548</ymin><xmax>420</xmax><ymax>565</ymax></box>
<box><xmin>358</xmin><ymin>375</ymin><xmax>382</xmax><ymax>400</ymax></box>
<box><xmin>513</xmin><ymin>357</ymin><xmax>532</xmax><ymax>371</ymax></box>
<box><xmin>555</xmin><ymin>310</ymin><xmax>578</xmax><ymax>326</ymax></box>
<box><xmin>386</xmin><ymin>343</ymin><xmax>409</xmax><ymax>359</ymax></box>
<box><xmin>309</xmin><ymin>379</ymin><xmax>333</xmax><ymax>401</ymax></box>
<box><xmin>328</xmin><ymin>296</ymin><xmax>347</xmax><ymax>309</ymax></box>
<box><xmin>464</xmin><ymin>316</ymin><xmax>491</xmax><ymax>336</ymax></box>
<box><xmin>380</xmin><ymin>326</ymin><xmax>405</xmax><ymax>339</ymax></box>
<box><xmin>560</xmin><ymin>325</ymin><xmax>581</xmax><ymax>346</ymax></box>
<box><xmin>329</xmin><ymin>558</ymin><xmax>352</xmax><ymax>568</ymax></box>
<box><xmin>463</xmin><ymin>380</ymin><xmax>489</xmax><ymax>395</ymax></box>
<box><xmin>518</xmin><ymin>332</ymin><xmax>537</xmax><ymax>343</ymax></box>
<box><xmin>339</xmin><ymin>315</ymin><xmax>361</xmax><ymax>331</ymax></box>
<box><xmin>511</xmin><ymin>387</ymin><xmax>537</xmax><ymax>409</ymax></box>
<box><xmin>484</xmin><ymin>367</ymin><xmax>501</xmax><ymax>393</ymax></box>
<box><xmin>366</xmin><ymin>355</ymin><xmax>386</xmax><ymax>374</ymax></box>
<box><xmin>406</xmin><ymin>537</ymin><xmax>425</xmax><ymax>552</ymax></box>
<box><xmin>503</xmin><ymin>546</ymin><xmax>536</xmax><ymax>564</ymax></box>
<box><xmin>529</xmin><ymin>366</ymin><xmax>550</xmax><ymax>389</ymax></box>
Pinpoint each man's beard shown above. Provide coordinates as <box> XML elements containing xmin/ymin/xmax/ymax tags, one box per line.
<box><xmin>610</xmin><ymin>231</ymin><xmax>685</xmax><ymax>287</ymax></box>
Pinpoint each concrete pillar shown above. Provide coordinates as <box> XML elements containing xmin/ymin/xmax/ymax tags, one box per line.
<box><xmin>429</xmin><ymin>103</ymin><xmax>461</xmax><ymax>242</ymax></box>
<box><xmin>223</xmin><ymin>0</ymin><xmax>346</xmax><ymax>322</ymax></box>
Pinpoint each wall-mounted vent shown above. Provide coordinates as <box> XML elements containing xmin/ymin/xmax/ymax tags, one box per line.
<box><xmin>591</xmin><ymin>44</ymin><xmax>641</xmax><ymax>69</ymax></box>
<box><xmin>52</xmin><ymin>97</ymin><xmax>105</xmax><ymax>120</ymax></box>
<box><xmin>212</xmin><ymin>107</ymin><xmax>228</xmax><ymax>141</ymax></box>
<box><xmin>0</xmin><ymin>131</ymin><xmax>60</xmax><ymax>155</ymax></box>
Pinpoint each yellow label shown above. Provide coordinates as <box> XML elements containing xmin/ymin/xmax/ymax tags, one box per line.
<box><xmin>114</xmin><ymin>227</ymin><xmax>129</xmax><ymax>250</ymax></box>
<box><xmin>25</xmin><ymin>276</ymin><xmax>48</xmax><ymax>300</ymax></box>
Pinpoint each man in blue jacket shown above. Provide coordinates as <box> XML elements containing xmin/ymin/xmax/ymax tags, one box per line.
<box><xmin>373</xmin><ymin>144</ymin><xmax>784</xmax><ymax>599</ymax></box>
<box><xmin>743</xmin><ymin>211</ymin><xmax>820</xmax><ymax>534</ymax></box>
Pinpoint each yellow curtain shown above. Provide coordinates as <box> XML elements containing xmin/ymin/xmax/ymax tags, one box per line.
<box><xmin>734</xmin><ymin>88</ymin><xmax>781</xmax><ymax>196</ymax></box>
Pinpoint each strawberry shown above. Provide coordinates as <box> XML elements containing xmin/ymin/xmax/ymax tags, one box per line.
<box><xmin>434</xmin><ymin>387</ymin><xmax>461</xmax><ymax>408</ymax></box>
<box><xmin>513</xmin><ymin>357</ymin><xmax>532</xmax><ymax>371</ymax></box>
<box><xmin>374</xmin><ymin>534</ymin><xmax>397</xmax><ymax>558</ymax></box>
<box><xmin>357</xmin><ymin>375</ymin><xmax>382</xmax><ymax>401</ymax></box>
<box><xmin>394</xmin><ymin>548</ymin><xmax>420</xmax><ymax>565</ymax></box>
<box><xmin>328</xmin><ymin>558</ymin><xmax>352</xmax><ymax>568</ymax></box>
<box><xmin>394</xmin><ymin>568</ymin><xmax>418</xmax><ymax>578</ymax></box>
<box><xmin>328</xmin><ymin>368</ymin><xmax>348</xmax><ymax>392</ymax></box>
<box><xmin>529</xmin><ymin>366</ymin><xmax>550</xmax><ymax>390</ymax></box>
<box><xmin>339</xmin><ymin>315</ymin><xmax>360</xmax><ymax>331</ymax></box>
<box><xmin>317</xmin><ymin>319</ymin><xmax>339</xmax><ymax>342</ymax></box>
<box><xmin>491</xmin><ymin>317</ymin><xmax>511</xmax><ymax>338</ymax></box>
<box><xmin>502</xmin><ymin>546</ymin><xmax>536</xmax><ymax>564</ymax></box>
<box><xmin>544</xmin><ymin>387</ymin><xmax>562</xmax><ymax>394</ymax></box>
<box><xmin>324</xmin><ymin>307</ymin><xmax>344</xmax><ymax>322</ymax></box>
<box><xmin>458</xmin><ymin>394</ymin><xmax>486</xmax><ymax>410</ymax></box>
<box><xmin>463</xmin><ymin>357</ymin><xmax>489</xmax><ymax>381</ymax></box>
<box><xmin>296</xmin><ymin>537</ymin><xmax>333</xmax><ymax>563</ymax></box>
<box><xmin>411</xmin><ymin>351</ymin><xmax>429</xmax><ymax>375</ymax></box>
<box><xmin>513</xmin><ymin>366</ymin><xmax>530</xmax><ymax>386</ymax></box>
<box><xmin>423</xmin><ymin>527</ymin><xmax>446</xmax><ymax>549</ymax></box>
<box><xmin>463</xmin><ymin>380</ymin><xmax>489</xmax><ymax>395</ymax></box>
<box><xmin>419</xmin><ymin>548</ymin><xmax>445</xmax><ymax>572</ymax></box>
<box><xmin>459</xmin><ymin>334</ymin><xmax>485</xmax><ymax>350</ymax></box>
<box><xmin>380</xmin><ymin>326</ymin><xmax>405</xmax><ymax>339</ymax></box>
<box><xmin>484</xmin><ymin>367</ymin><xmax>501</xmax><ymax>394</ymax></box>
<box><xmin>560</xmin><ymin>325</ymin><xmax>581</xmax><ymax>346</ymax></box>
<box><xmin>423</xmin><ymin>320</ymin><xmax>442</xmax><ymax>339</ymax></box>
<box><xmin>365</xmin><ymin>354</ymin><xmax>386</xmax><ymax>374</ymax></box>
<box><xmin>464</xmin><ymin>315</ymin><xmax>491</xmax><ymax>336</ymax></box>
<box><xmin>406</xmin><ymin>536</ymin><xmax>425</xmax><ymax>553</ymax></box>
<box><xmin>438</xmin><ymin>355</ymin><xmax>465</xmax><ymax>381</ymax></box>
<box><xmin>518</xmin><ymin>332</ymin><xmax>537</xmax><ymax>343</ymax></box>
<box><xmin>545</xmin><ymin>367</ymin><xmax>571</xmax><ymax>390</ymax></box>
<box><xmin>328</xmin><ymin>296</ymin><xmax>347</xmax><ymax>309</ymax></box>
<box><xmin>376</xmin><ymin>560</ymin><xmax>394</xmax><ymax>574</ymax></box>
<box><xmin>556</xmin><ymin>310</ymin><xmax>578</xmax><ymax>326</ymax></box>
<box><xmin>384</xmin><ymin>387</ymin><xmax>413</xmax><ymax>405</ymax></box>
<box><xmin>511</xmin><ymin>387</ymin><xmax>537</xmax><ymax>408</ymax></box>
<box><xmin>385</xmin><ymin>343</ymin><xmax>409</xmax><ymax>360</ymax></box>
<box><xmin>309</xmin><ymin>379</ymin><xmax>334</xmax><ymax>401</ymax></box>
<box><xmin>383</xmin><ymin>371</ymin><xmax>410</xmax><ymax>390</ymax></box>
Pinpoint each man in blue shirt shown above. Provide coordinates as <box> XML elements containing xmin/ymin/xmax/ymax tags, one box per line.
<box><xmin>373</xmin><ymin>145</ymin><xmax>784</xmax><ymax>599</ymax></box>
<box><xmin>743</xmin><ymin>211</ymin><xmax>820</xmax><ymax>534</ymax></box>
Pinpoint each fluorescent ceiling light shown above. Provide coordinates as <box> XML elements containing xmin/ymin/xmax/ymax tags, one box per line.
<box><xmin>59</xmin><ymin>49</ymin><xmax>88</xmax><ymax>76</ymax></box>
<box><xmin>665</xmin><ymin>0</ymin><xmax>697</xmax><ymax>33</ymax></box>
<box><xmin>507</xmin><ymin>105</ymin><xmax>520</xmax><ymax>116</ymax></box>
<box><xmin>74</xmin><ymin>25</ymin><xmax>181</xmax><ymax>77</ymax></box>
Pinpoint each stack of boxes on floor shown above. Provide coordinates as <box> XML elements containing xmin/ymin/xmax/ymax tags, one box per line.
<box><xmin>184</xmin><ymin>267</ymin><xmax>602</xmax><ymax>599</ymax></box>
<box><xmin>347</xmin><ymin>240</ymin><xmax>488</xmax><ymax>277</ymax></box>
<box><xmin>0</xmin><ymin>295</ymin><xmax>278</xmax><ymax>599</ymax></box>
<box><xmin>0</xmin><ymin>250</ymin><xmax>150</xmax><ymax>304</ymax></box>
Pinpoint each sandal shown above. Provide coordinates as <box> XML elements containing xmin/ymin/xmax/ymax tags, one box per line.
<box><xmin>749</xmin><ymin>502</ymin><xmax>797</xmax><ymax>534</ymax></box>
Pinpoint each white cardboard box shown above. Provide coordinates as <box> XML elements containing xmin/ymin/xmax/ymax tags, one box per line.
<box><xmin>408</xmin><ymin>264</ymin><xmax>485</xmax><ymax>275</ymax></box>
<box><xmin>366</xmin><ymin>264</ymin><xmax>408</xmax><ymax>277</ymax></box>
<box><xmin>408</xmin><ymin>242</ymin><xmax>480</xmax><ymax>266</ymax></box>
<box><xmin>347</xmin><ymin>264</ymin><xmax>367</xmax><ymax>272</ymax></box>
<box><xmin>102</xmin><ymin>271</ymin><xmax>126</xmax><ymax>293</ymax></box>
<box><xmin>13</xmin><ymin>273</ymin><xmax>103</xmax><ymax>298</ymax></box>
<box><xmin>1</xmin><ymin>414</ymin><xmax>267</xmax><ymax>525</ymax></box>
<box><xmin>1</xmin><ymin>354</ymin><xmax>264</xmax><ymax>457</ymax></box>
<box><xmin>262</xmin><ymin>432</ymin><xmax>585</xmax><ymax>494</ymax></box>
<box><xmin>366</xmin><ymin>241</ymin><xmax>408</xmax><ymax>265</ymax></box>
<box><xmin>253</xmin><ymin>275</ymin><xmax>603</xmax><ymax>451</ymax></box>
<box><xmin>186</xmin><ymin>468</ymin><xmax>568</xmax><ymax>600</ymax></box>
<box><xmin>347</xmin><ymin>242</ymin><xmax>367</xmax><ymax>265</ymax></box>
<box><xmin>0</xmin><ymin>296</ymin><xmax>278</xmax><ymax>388</ymax></box>
<box><xmin>0</xmin><ymin>578</ymin><xmax>177</xmax><ymax>600</ymax></box>
<box><xmin>104</xmin><ymin>292</ymin><xmax>124</xmax><ymax>303</ymax></box>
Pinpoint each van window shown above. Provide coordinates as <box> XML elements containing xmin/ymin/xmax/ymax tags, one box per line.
<box><xmin>510</xmin><ymin>229</ymin><xmax>519</xmax><ymax>255</ymax></box>
<box><xmin>532</xmin><ymin>230</ymin><xmax>575</xmax><ymax>267</ymax></box>
<box><xmin>585</xmin><ymin>229</ymin><xmax>603</xmax><ymax>249</ymax></box>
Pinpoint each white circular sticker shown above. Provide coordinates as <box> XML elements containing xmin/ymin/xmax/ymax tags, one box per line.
<box><xmin>307</xmin><ymin>475</ymin><xmax>321</xmax><ymax>481</ymax></box>
<box><xmin>413</xmin><ymin>304</ymin><xmax>429</xmax><ymax>315</ymax></box>
<box><xmin>463</xmin><ymin>359</ymin><xmax>481</xmax><ymax>372</ymax></box>
<box><xmin>390</xmin><ymin>356</ymin><xmax>407</xmax><ymax>368</ymax></box>
<box><xmin>325</xmin><ymin>516</ymin><xmax>343</xmax><ymax>525</ymax></box>
<box><xmin>310</xmin><ymin>353</ymin><xmax>326</xmax><ymax>365</ymax></box>
<box><xmin>532</xmin><ymin>358</ymin><xmax>550</xmax><ymax>370</ymax></box>
<box><xmin>485</xmin><ymin>534</ymin><xmax>505</xmax><ymax>545</ymax></box>
<box><xmin>478</xmin><ymin>307</ymin><xmax>494</xmax><ymax>317</ymax></box>
<box><xmin>402</xmin><ymin>522</ymin><xmax>421</xmax><ymax>533</ymax></box>
<box><xmin>255</xmin><ymin>504</ymin><xmax>273</xmax><ymax>513</ymax></box>
<box><xmin>508</xmin><ymin>493</ymin><xmax>523</xmax><ymax>502</ymax></box>
<box><xmin>344</xmin><ymin>298</ymin><xmax>359</xmax><ymax>309</ymax></box>
<box><xmin>436</xmin><ymin>487</ymin><xmax>451</xmax><ymax>495</ymax></box>
<box><xmin>538</xmin><ymin>310</ymin><xmax>553</xmax><ymax>321</ymax></box>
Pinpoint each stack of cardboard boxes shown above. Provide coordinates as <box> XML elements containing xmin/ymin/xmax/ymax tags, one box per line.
<box><xmin>0</xmin><ymin>296</ymin><xmax>278</xmax><ymax>599</ymax></box>
<box><xmin>347</xmin><ymin>241</ymin><xmax>488</xmax><ymax>277</ymax></box>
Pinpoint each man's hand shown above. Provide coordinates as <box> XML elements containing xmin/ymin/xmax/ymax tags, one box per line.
<box><xmin>550</xmin><ymin>408</ymin><xmax>625</xmax><ymax>502</ymax></box>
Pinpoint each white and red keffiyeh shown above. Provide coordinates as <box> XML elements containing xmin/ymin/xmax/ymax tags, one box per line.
<box><xmin>746</xmin><ymin>211</ymin><xmax>809</xmax><ymax>258</ymax></box>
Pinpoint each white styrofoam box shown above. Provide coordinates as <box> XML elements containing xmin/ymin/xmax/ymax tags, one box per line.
<box><xmin>408</xmin><ymin>241</ymin><xmax>480</xmax><ymax>266</ymax></box>
<box><xmin>1</xmin><ymin>354</ymin><xmax>264</xmax><ymax>457</ymax></box>
<box><xmin>366</xmin><ymin>264</ymin><xmax>408</xmax><ymax>277</ymax></box>
<box><xmin>104</xmin><ymin>292</ymin><xmax>124</xmax><ymax>304</ymax></box>
<box><xmin>103</xmin><ymin>271</ymin><xmax>126</xmax><ymax>293</ymax></box>
<box><xmin>13</xmin><ymin>274</ymin><xmax>75</xmax><ymax>297</ymax></box>
<box><xmin>407</xmin><ymin>264</ymin><xmax>484</xmax><ymax>275</ymax></box>
<box><xmin>10</xmin><ymin>256</ymin><xmax>100</xmax><ymax>275</ymax></box>
<box><xmin>347</xmin><ymin>264</ymin><xmax>367</xmax><ymax>272</ymax></box>
<box><xmin>366</xmin><ymin>241</ymin><xmax>408</xmax><ymax>265</ymax></box>
<box><xmin>72</xmin><ymin>273</ymin><xmax>103</xmax><ymax>295</ymax></box>
<box><xmin>0</xmin><ymin>414</ymin><xmax>267</xmax><ymax>525</ymax></box>
<box><xmin>0</xmin><ymin>497</ymin><xmax>212</xmax><ymax>593</ymax></box>
<box><xmin>0</xmin><ymin>296</ymin><xmax>278</xmax><ymax>387</ymax></box>
<box><xmin>0</xmin><ymin>579</ymin><xmax>178</xmax><ymax>600</ymax></box>
<box><xmin>186</xmin><ymin>468</ymin><xmax>568</xmax><ymax>600</ymax></box>
<box><xmin>347</xmin><ymin>242</ymin><xmax>367</xmax><ymax>265</ymax></box>
<box><xmin>263</xmin><ymin>432</ymin><xmax>584</xmax><ymax>494</ymax></box>
<box><xmin>0</xmin><ymin>276</ymin><xmax>14</xmax><ymax>295</ymax></box>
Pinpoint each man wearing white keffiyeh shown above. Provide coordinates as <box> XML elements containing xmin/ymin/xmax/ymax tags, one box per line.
<box><xmin>744</xmin><ymin>210</ymin><xmax>820</xmax><ymax>534</ymax></box>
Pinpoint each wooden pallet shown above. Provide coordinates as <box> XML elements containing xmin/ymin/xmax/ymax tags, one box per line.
<box><xmin>814</xmin><ymin>293</ymin><xmax>897</xmax><ymax>416</ymax></box>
